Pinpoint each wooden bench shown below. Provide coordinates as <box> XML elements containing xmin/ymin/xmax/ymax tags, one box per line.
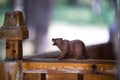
<box><xmin>0</xmin><ymin>11</ymin><xmax>117</xmax><ymax>80</ymax></box>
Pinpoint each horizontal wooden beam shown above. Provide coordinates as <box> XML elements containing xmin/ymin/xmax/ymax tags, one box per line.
<box><xmin>0</xmin><ymin>60</ymin><xmax>117</xmax><ymax>80</ymax></box>
<box><xmin>22</xmin><ymin>60</ymin><xmax>116</xmax><ymax>74</ymax></box>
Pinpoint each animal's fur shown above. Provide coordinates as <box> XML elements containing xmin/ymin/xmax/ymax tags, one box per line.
<box><xmin>52</xmin><ymin>38</ymin><xmax>89</xmax><ymax>59</ymax></box>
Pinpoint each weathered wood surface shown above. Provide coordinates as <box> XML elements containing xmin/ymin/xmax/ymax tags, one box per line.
<box><xmin>23</xmin><ymin>73</ymin><xmax>116</xmax><ymax>80</ymax></box>
<box><xmin>23</xmin><ymin>73</ymin><xmax>83</xmax><ymax>80</ymax></box>
<box><xmin>47</xmin><ymin>73</ymin><xmax>79</xmax><ymax>80</ymax></box>
<box><xmin>23</xmin><ymin>73</ymin><xmax>42</xmax><ymax>80</ymax></box>
<box><xmin>84</xmin><ymin>74</ymin><xmax>116</xmax><ymax>80</ymax></box>
<box><xmin>0</xmin><ymin>60</ymin><xmax>116</xmax><ymax>80</ymax></box>
<box><xmin>22</xmin><ymin>60</ymin><xmax>116</xmax><ymax>80</ymax></box>
<box><xmin>6</xmin><ymin>40</ymin><xmax>23</xmax><ymax>60</ymax></box>
<box><xmin>0</xmin><ymin>11</ymin><xmax>29</xmax><ymax>60</ymax></box>
<box><xmin>0</xmin><ymin>61</ymin><xmax>22</xmax><ymax>80</ymax></box>
<box><xmin>22</xmin><ymin>60</ymin><xmax>116</xmax><ymax>74</ymax></box>
<box><xmin>0</xmin><ymin>11</ymin><xmax>28</xmax><ymax>39</ymax></box>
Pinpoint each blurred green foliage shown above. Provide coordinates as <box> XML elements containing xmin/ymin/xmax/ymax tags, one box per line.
<box><xmin>0</xmin><ymin>8</ymin><xmax>11</xmax><ymax>26</ymax></box>
<box><xmin>0</xmin><ymin>0</ymin><xmax>9</xmax><ymax>6</ymax></box>
<box><xmin>0</xmin><ymin>0</ymin><xmax>12</xmax><ymax>60</ymax></box>
<box><xmin>0</xmin><ymin>0</ymin><xmax>12</xmax><ymax>26</ymax></box>
<box><xmin>52</xmin><ymin>0</ymin><xmax>115</xmax><ymax>27</ymax></box>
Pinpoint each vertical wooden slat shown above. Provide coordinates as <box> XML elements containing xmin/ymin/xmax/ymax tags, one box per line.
<box><xmin>0</xmin><ymin>62</ymin><xmax>8</xmax><ymax>80</ymax></box>
<box><xmin>41</xmin><ymin>73</ymin><xmax>46</xmax><ymax>80</ymax></box>
<box><xmin>5</xmin><ymin>62</ymin><xmax>18</xmax><ymax>80</ymax></box>
<box><xmin>77</xmin><ymin>74</ymin><xmax>84</xmax><ymax>80</ymax></box>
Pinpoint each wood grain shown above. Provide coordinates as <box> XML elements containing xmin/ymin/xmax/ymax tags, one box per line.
<box><xmin>0</xmin><ymin>62</ymin><xmax>22</xmax><ymax>80</ymax></box>
<box><xmin>0</xmin><ymin>11</ymin><xmax>29</xmax><ymax>60</ymax></box>
<box><xmin>22</xmin><ymin>61</ymin><xmax>116</xmax><ymax>74</ymax></box>
<box><xmin>23</xmin><ymin>73</ymin><xmax>41</xmax><ymax>80</ymax></box>
<box><xmin>84</xmin><ymin>74</ymin><xmax>116</xmax><ymax>80</ymax></box>
<box><xmin>0</xmin><ymin>60</ymin><xmax>117</xmax><ymax>80</ymax></box>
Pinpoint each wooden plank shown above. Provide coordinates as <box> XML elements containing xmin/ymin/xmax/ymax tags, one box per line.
<box><xmin>23</xmin><ymin>73</ymin><xmax>46</xmax><ymax>80</ymax></box>
<box><xmin>0</xmin><ymin>62</ymin><xmax>8</xmax><ymax>80</ymax></box>
<box><xmin>0</xmin><ymin>61</ymin><xmax>22</xmax><ymax>80</ymax></box>
<box><xmin>47</xmin><ymin>73</ymin><xmax>78</xmax><ymax>80</ymax></box>
<box><xmin>84</xmin><ymin>74</ymin><xmax>116</xmax><ymax>80</ymax></box>
<box><xmin>22</xmin><ymin>61</ymin><xmax>116</xmax><ymax>74</ymax></box>
<box><xmin>1</xmin><ymin>61</ymin><xmax>116</xmax><ymax>80</ymax></box>
<box><xmin>23</xmin><ymin>73</ymin><xmax>41</xmax><ymax>80</ymax></box>
<box><xmin>23</xmin><ymin>73</ymin><xmax>116</xmax><ymax>80</ymax></box>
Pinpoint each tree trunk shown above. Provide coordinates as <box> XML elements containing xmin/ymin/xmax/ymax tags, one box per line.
<box><xmin>91</xmin><ymin>0</ymin><xmax>102</xmax><ymax>15</ymax></box>
<box><xmin>68</xmin><ymin>0</ymin><xmax>79</xmax><ymax>6</ymax></box>
<box><xmin>25</xmin><ymin>0</ymin><xmax>53</xmax><ymax>53</ymax></box>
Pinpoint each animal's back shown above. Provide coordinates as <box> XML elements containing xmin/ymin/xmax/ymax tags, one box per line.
<box><xmin>68</xmin><ymin>40</ymin><xmax>85</xmax><ymax>58</ymax></box>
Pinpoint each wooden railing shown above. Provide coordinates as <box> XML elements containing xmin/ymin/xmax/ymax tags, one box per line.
<box><xmin>0</xmin><ymin>11</ymin><xmax>117</xmax><ymax>80</ymax></box>
<box><xmin>0</xmin><ymin>59</ymin><xmax>116</xmax><ymax>80</ymax></box>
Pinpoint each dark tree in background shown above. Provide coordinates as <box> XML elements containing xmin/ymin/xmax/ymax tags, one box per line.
<box><xmin>68</xmin><ymin>0</ymin><xmax>79</xmax><ymax>6</ymax></box>
<box><xmin>25</xmin><ymin>0</ymin><xmax>53</xmax><ymax>53</ymax></box>
<box><xmin>91</xmin><ymin>0</ymin><xmax>102</xmax><ymax>15</ymax></box>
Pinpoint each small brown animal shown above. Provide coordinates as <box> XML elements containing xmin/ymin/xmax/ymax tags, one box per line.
<box><xmin>52</xmin><ymin>38</ymin><xmax>89</xmax><ymax>59</ymax></box>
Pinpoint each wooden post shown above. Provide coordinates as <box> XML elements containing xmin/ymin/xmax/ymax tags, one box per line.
<box><xmin>0</xmin><ymin>11</ymin><xmax>29</xmax><ymax>60</ymax></box>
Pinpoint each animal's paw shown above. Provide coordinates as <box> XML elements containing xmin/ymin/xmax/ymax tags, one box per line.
<box><xmin>77</xmin><ymin>55</ymin><xmax>89</xmax><ymax>59</ymax></box>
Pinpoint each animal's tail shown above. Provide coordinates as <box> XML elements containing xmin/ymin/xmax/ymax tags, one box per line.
<box><xmin>80</xmin><ymin>47</ymin><xmax>89</xmax><ymax>59</ymax></box>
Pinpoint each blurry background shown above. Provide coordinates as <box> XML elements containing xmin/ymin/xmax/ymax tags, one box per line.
<box><xmin>0</xmin><ymin>0</ymin><xmax>119</xmax><ymax>59</ymax></box>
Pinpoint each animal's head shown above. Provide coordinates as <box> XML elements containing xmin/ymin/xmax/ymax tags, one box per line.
<box><xmin>52</xmin><ymin>38</ymin><xmax>63</xmax><ymax>45</ymax></box>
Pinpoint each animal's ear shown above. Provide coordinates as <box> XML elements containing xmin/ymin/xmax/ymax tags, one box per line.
<box><xmin>52</xmin><ymin>38</ymin><xmax>55</xmax><ymax>41</ymax></box>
